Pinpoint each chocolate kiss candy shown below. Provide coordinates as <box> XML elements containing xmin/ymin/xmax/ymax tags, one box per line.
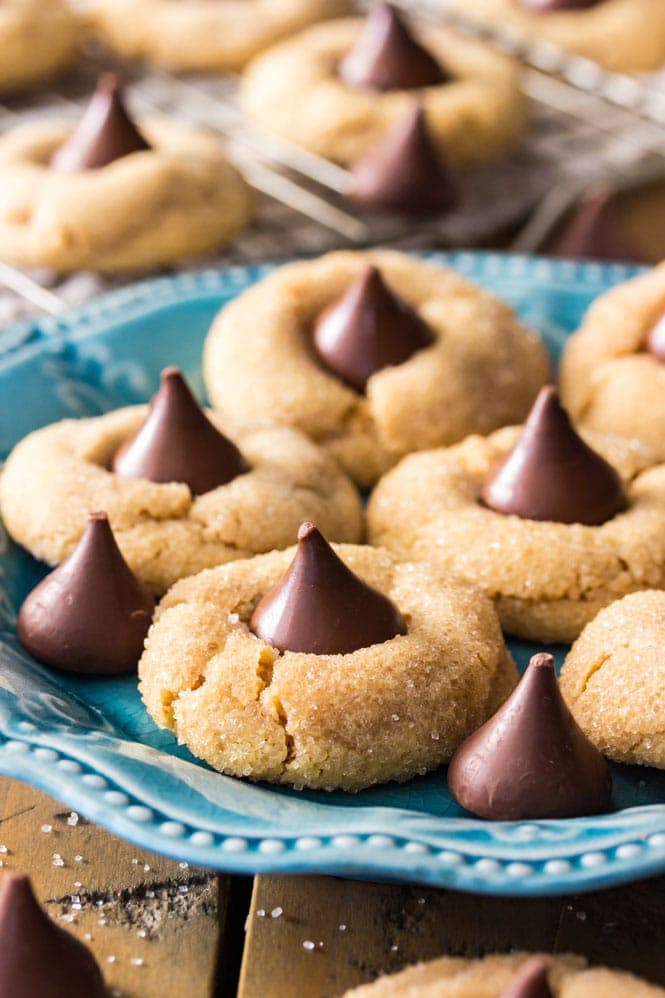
<box><xmin>18</xmin><ymin>512</ymin><xmax>155</xmax><ymax>676</ymax></box>
<box><xmin>481</xmin><ymin>385</ymin><xmax>627</xmax><ymax>526</ymax></box>
<box><xmin>544</xmin><ymin>189</ymin><xmax>645</xmax><ymax>263</ymax></box>
<box><xmin>339</xmin><ymin>1</ymin><xmax>447</xmax><ymax>92</ymax></box>
<box><xmin>250</xmin><ymin>521</ymin><xmax>407</xmax><ymax>654</ymax></box>
<box><xmin>448</xmin><ymin>653</ymin><xmax>612</xmax><ymax>821</ymax></box>
<box><xmin>349</xmin><ymin>104</ymin><xmax>459</xmax><ymax>214</ymax></box>
<box><xmin>51</xmin><ymin>73</ymin><xmax>151</xmax><ymax>172</ymax></box>
<box><xmin>312</xmin><ymin>265</ymin><xmax>434</xmax><ymax>392</ymax></box>
<box><xmin>520</xmin><ymin>0</ymin><xmax>601</xmax><ymax>10</ymax></box>
<box><xmin>500</xmin><ymin>958</ymin><xmax>554</xmax><ymax>998</ymax></box>
<box><xmin>113</xmin><ymin>366</ymin><xmax>249</xmax><ymax>495</ymax></box>
<box><xmin>0</xmin><ymin>873</ymin><xmax>106</xmax><ymax>998</ymax></box>
<box><xmin>645</xmin><ymin>312</ymin><xmax>665</xmax><ymax>362</ymax></box>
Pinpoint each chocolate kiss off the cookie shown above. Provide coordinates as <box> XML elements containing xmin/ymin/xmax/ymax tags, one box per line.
<box><xmin>113</xmin><ymin>366</ymin><xmax>249</xmax><ymax>495</ymax></box>
<box><xmin>0</xmin><ymin>873</ymin><xmax>106</xmax><ymax>998</ymax></box>
<box><xmin>520</xmin><ymin>0</ymin><xmax>601</xmax><ymax>10</ymax></box>
<box><xmin>645</xmin><ymin>312</ymin><xmax>665</xmax><ymax>362</ymax></box>
<box><xmin>18</xmin><ymin>512</ymin><xmax>155</xmax><ymax>676</ymax></box>
<box><xmin>51</xmin><ymin>73</ymin><xmax>151</xmax><ymax>172</ymax></box>
<box><xmin>500</xmin><ymin>957</ymin><xmax>554</xmax><ymax>998</ymax></box>
<box><xmin>349</xmin><ymin>104</ymin><xmax>459</xmax><ymax>214</ymax></box>
<box><xmin>544</xmin><ymin>189</ymin><xmax>644</xmax><ymax>263</ymax></box>
<box><xmin>481</xmin><ymin>385</ymin><xmax>627</xmax><ymax>525</ymax></box>
<box><xmin>339</xmin><ymin>1</ymin><xmax>447</xmax><ymax>92</ymax></box>
<box><xmin>312</xmin><ymin>265</ymin><xmax>434</xmax><ymax>392</ymax></box>
<box><xmin>251</xmin><ymin>522</ymin><xmax>407</xmax><ymax>654</ymax></box>
<box><xmin>448</xmin><ymin>653</ymin><xmax>612</xmax><ymax>821</ymax></box>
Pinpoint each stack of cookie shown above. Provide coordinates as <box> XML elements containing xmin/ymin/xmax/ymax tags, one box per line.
<box><xmin>5</xmin><ymin>246</ymin><xmax>665</xmax><ymax>814</ymax></box>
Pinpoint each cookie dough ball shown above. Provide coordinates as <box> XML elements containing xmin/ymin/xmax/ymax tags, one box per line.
<box><xmin>203</xmin><ymin>250</ymin><xmax>550</xmax><ymax>488</ymax></box>
<box><xmin>240</xmin><ymin>15</ymin><xmax>527</xmax><ymax>165</ymax></box>
<box><xmin>86</xmin><ymin>0</ymin><xmax>351</xmax><ymax>74</ymax></box>
<box><xmin>0</xmin><ymin>407</ymin><xmax>363</xmax><ymax>594</ymax></box>
<box><xmin>561</xmin><ymin>590</ymin><xmax>665</xmax><ymax>769</ymax></box>
<box><xmin>446</xmin><ymin>0</ymin><xmax>665</xmax><ymax>73</ymax></box>
<box><xmin>0</xmin><ymin>117</ymin><xmax>251</xmax><ymax>272</ymax></box>
<box><xmin>343</xmin><ymin>952</ymin><xmax>665</xmax><ymax>997</ymax></box>
<box><xmin>0</xmin><ymin>0</ymin><xmax>80</xmax><ymax>95</ymax></box>
<box><xmin>368</xmin><ymin>423</ymin><xmax>665</xmax><ymax>643</ymax></box>
<box><xmin>139</xmin><ymin>542</ymin><xmax>517</xmax><ymax>791</ymax></box>
<box><xmin>560</xmin><ymin>263</ymin><xmax>665</xmax><ymax>462</ymax></box>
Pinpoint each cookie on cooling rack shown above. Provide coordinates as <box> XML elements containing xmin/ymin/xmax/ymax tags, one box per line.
<box><xmin>447</xmin><ymin>0</ymin><xmax>665</xmax><ymax>73</ymax></box>
<box><xmin>86</xmin><ymin>0</ymin><xmax>351</xmax><ymax>73</ymax></box>
<box><xmin>0</xmin><ymin>75</ymin><xmax>251</xmax><ymax>272</ymax></box>
<box><xmin>139</xmin><ymin>522</ymin><xmax>517</xmax><ymax>791</ymax></box>
<box><xmin>561</xmin><ymin>590</ymin><xmax>665</xmax><ymax>770</ymax></box>
<box><xmin>241</xmin><ymin>2</ymin><xmax>528</xmax><ymax>166</ymax></box>
<box><xmin>0</xmin><ymin>368</ymin><xmax>363</xmax><ymax>594</ymax></box>
<box><xmin>0</xmin><ymin>0</ymin><xmax>80</xmax><ymax>94</ymax></box>
<box><xmin>560</xmin><ymin>263</ymin><xmax>665</xmax><ymax>461</ymax></box>
<box><xmin>343</xmin><ymin>952</ymin><xmax>665</xmax><ymax>997</ymax></box>
<box><xmin>203</xmin><ymin>249</ymin><xmax>550</xmax><ymax>488</ymax></box>
<box><xmin>368</xmin><ymin>386</ymin><xmax>665</xmax><ymax>643</ymax></box>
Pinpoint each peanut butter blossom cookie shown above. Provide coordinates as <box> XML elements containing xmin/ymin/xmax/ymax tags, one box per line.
<box><xmin>241</xmin><ymin>1</ymin><xmax>527</xmax><ymax>166</ymax></box>
<box><xmin>343</xmin><ymin>952</ymin><xmax>665</xmax><ymax>997</ymax></box>
<box><xmin>368</xmin><ymin>386</ymin><xmax>665</xmax><ymax>643</ymax></box>
<box><xmin>560</xmin><ymin>263</ymin><xmax>665</xmax><ymax>461</ymax></box>
<box><xmin>139</xmin><ymin>522</ymin><xmax>517</xmax><ymax>791</ymax></box>
<box><xmin>447</xmin><ymin>0</ymin><xmax>665</xmax><ymax>72</ymax></box>
<box><xmin>0</xmin><ymin>0</ymin><xmax>80</xmax><ymax>94</ymax></box>
<box><xmin>0</xmin><ymin>75</ymin><xmax>252</xmax><ymax>272</ymax></box>
<box><xmin>203</xmin><ymin>250</ymin><xmax>549</xmax><ymax>488</ymax></box>
<box><xmin>561</xmin><ymin>590</ymin><xmax>665</xmax><ymax>769</ymax></box>
<box><xmin>87</xmin><ymin>0</ymin><xmax>351</xmax><ymax>73</ymax></box>
<box><xmin>0</xmin><ymin>368</ymin><xmax>363</xmax><ymax>594</ymax></box>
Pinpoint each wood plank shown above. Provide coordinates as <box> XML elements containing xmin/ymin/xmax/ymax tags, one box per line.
<box><xmin>0</xmin><ymin>777</ymin><xmax>224</xmax><ymax>998</ymax></box>
<box><xmin>239</xmin><ymin>874</ymin><xmax>665</xmax><ymax>998</ymax></box>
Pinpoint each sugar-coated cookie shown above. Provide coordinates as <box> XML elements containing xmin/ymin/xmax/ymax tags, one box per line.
<box><xmin>139</xmin><ymin>540</ymin><xmax>516</xmax><ymax>791</ymax></box>
<box><xmin>203</xmin><ymin>250</ymin><xmax>549</xmax><ymax>488</ymax></box>
<box><xmin>0</xmin><ymin>0</ymin><xmax>80</xmax><ymax>94</ymax></box>
<box><xmin>0</xmin><ymin>407</ymin><xmax>363</xmax><ymax>594</ymax></box>
<box><xmin>446</xmin><ymin>0</ymin><xmax>665</xmax><ymax>72</ymax></box>
<box><xmin>560</xmin><ymin>263</ymin><xmax>665</xmax><ymax>461</ymax></box>
<box><xmin>368</xmin><ymin>418</ymin><xmax>664</xmax><ymax>643</ymax></box>
<box><xmin>0</xmin><ymin>113</ymin><xmax>251</xmax><ymax>272</ymax></box>
<box><xmin>87</xmin><ymin>0</ymin><xmax>351</xmax><ymax>73</ymax></box>
<box><xmin>343</xmin><ymin>951</ymin><xmax>665</xmax><ymax>997</ymax></box>
<box><xmin>241</xmin><ymin>14</ymin><xmax>527</xmax><ymax>165</ymax></box>
<box><xmin>561</xmin><ymin>590</ymin><xmax>665</xmax><ymax>769</ymax></box>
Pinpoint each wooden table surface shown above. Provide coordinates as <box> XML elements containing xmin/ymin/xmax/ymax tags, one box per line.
<box><xmin>2</xmin><ymin>187</ymin><xmax>665</xmax><ymax>998</ymax></box>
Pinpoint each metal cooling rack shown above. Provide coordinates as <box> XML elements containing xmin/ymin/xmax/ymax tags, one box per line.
<box><xmin>0</xmin><ymin>4</ymin><xmax>663</xmax><ymax>322</ymax></box>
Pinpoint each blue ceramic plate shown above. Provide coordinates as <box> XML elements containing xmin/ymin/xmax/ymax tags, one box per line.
<box><xmin>1</xmin><ymin>253</ymin><xmax>664</xmax><ymax>897</ymax></box>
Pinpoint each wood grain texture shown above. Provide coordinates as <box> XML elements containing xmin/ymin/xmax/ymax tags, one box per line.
<box><xmin>0</xmin><ymin>777</ymin><xmax>223</xmax><ymax>998</ymax></box>
<box><xmin>239</xmin><ymin>873</ymin><xmax>665</xmax><ymax>998</ymax></box>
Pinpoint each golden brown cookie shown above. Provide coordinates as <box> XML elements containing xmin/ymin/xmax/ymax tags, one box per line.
<box><xmin>561</xmin><ymin>590</ymin><xmax>665</xmax><ymax>769</ymax></box>
<box><xmin>0</xmin><ymin>118</ymin><xmax>251</xmax><ymax>272</ymax></box>
<box><xmin>343</xmin><ymin>951</ymin><xmax>665</xmax><ymax>997</ymax></box>
<box><xmin>86</xmin><ymin>0</ymin><xmax>351</xmax><ymax>73</ymax></box>
<box><xmin>0</xmin><ymin>0</ymin><xmax>80</xmax><ymax>94</ymax></box>
<box><xmin>446</xmin><ymin>0</ymin><xmax>665</xmax><ymax>73</ymax></box>
<box><xmin>203</xmin><ymin>250</ymin><xmax>550</xmax><ymax>488</ymax></box>
<box><xmin>0</xmin><ymin>407</ymin><xmax>363</xmax><ymax>594</ymax></box>
<box><xmin>240</xmin><ymin>15</ymin><xmax>527</xmax><ymax>165</ymax></box>
<box><xmin>367</xmin><ymin>424</ymin><xmax>665</xmax><ymax>643</ymax></box>
<box><xmin>139</xmin><ymin>541</ymin><xmax>516</xmax><ymax>791</ymax></box>
<box><xmin>560</xmin><ymin>263</ymin><xmax>665</xmax><ymax>461</ymax></box>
